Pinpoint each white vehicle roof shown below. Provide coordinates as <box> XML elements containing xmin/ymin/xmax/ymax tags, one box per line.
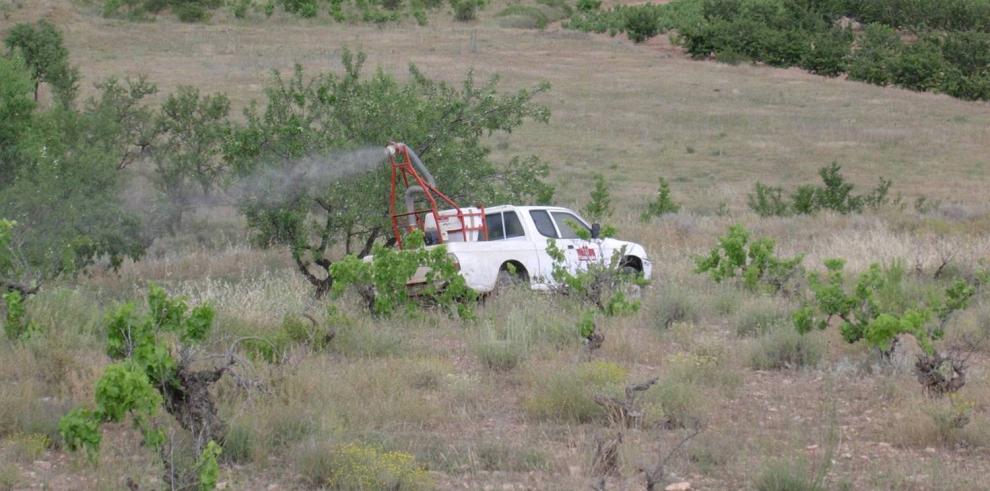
<box><xmin>481</xmin><ymin>204</ymin><xmax>585</xmax><ymax>216</ymax></box>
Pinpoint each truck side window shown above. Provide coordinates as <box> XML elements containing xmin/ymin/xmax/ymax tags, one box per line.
<box><xmin>529</xmin><ymin>210</ymin><xmax>559</xmax><ymax>238</ymax></box>
<box><xmin>486</xmin><ymin>212</ymin><xmax>505</xmax><ymax>241</ymax></box>
<box><xmin>551</xmin><ymin>212</ymin><xmax>589</xmax><ymax>239</ymax></box>
<box><xmin>504</xmin><ymin>211</ymin><xmax>525</xmax><ymax>238</ymax></box>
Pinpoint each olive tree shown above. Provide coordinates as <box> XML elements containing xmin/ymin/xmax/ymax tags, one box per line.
<box><xmin>227</xmin><ymin>50</ymin><xmax>554</xmax><ymax>296</ymax></box>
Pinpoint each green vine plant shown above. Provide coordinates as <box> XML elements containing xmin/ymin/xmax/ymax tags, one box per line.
<box><xmin>793</xmin><ymin>259</ymin><xmax>981</xmax><ymax>396</ymax></box>
<box><xmin>544</xmin><ymin>238</ymin><xmax>645</xmax><ymax>352</ymax></box>
<box><xmin>1</xmin><ymin>220</ymin><xmax>39</xmax><ymax>341</ymax></box>
<box><xmin>0</xmin><ymin>219</ymin><xmax>39</xmax><ymax>298</ymax></box>
<box><xmin>330</xmin><ymin>230</ymin><xmax>476</xmax><ymax>318</ymax></box>
<box><xmin>545</xmin><ymin>239</ymin><xmax>645</xmax><ymax>317</ymax></box>
<box><xmin>2</xmin><ymin>290</ymin><xmax>35</xmax><ymax>340</ymax></box>
<box><xmin>59</xmin><ymin>285</ymin><xmax>229</xmax><ymax>489</ymax></box>
<box><xmin>694</xmin><ymin>225</ymin><xmax>804</xmax><ymax>293</ymax></box>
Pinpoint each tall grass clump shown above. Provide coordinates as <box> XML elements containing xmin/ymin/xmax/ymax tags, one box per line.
<box><xmin>524</xmin><ymin>361</ymin><xmax>627</xmax><ymax>423</ymax></box>
<box><xmin>653</xmin><ymin>287</ymin><xmax>701</xmax><ymax>331</ymax></box>
<box><xmin>754</xmin><ymin>458</ymin><xmax>826</xmax><ymax>491</ymax></box>
<box><xmin>750</xmin><ymin>326</ymin><xmax>824</xmax><ymax>370</ymax></box>
<box><xmin>735</xmin><ymin>297</ymin><xmax>792</xmax><ymax>337</ymax></box>
<box><xmin>642</xmin><ymin>379</ymin><xmax>705</xmax><ymax>429</ymax></box>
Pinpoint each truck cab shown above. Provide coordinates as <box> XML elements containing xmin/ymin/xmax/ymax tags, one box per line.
<box><xmin>441</xmin><ymin>205</ymin><xmax>652</xmax><ymax>293</ymax></box>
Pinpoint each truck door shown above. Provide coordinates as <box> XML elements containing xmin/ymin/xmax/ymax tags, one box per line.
<box><xmin>549</xmin><ymin>210</ymin><xmax>597</xmax><ymax>275</ymax></box>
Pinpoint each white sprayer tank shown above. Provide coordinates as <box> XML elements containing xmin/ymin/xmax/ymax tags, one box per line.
<box><xmin>424</xmin><ymin>207</ymin><xmax>484</xmax><ymax>243</ymax></box>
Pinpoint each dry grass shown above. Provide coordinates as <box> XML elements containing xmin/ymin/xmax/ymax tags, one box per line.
<box><xmin>2</xmin><ymin>0</ymin><xmax>990</xmax><ymax>489</ymax></box>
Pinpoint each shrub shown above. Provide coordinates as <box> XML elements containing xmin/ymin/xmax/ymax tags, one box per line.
<box><xmin>265</xmin><ymin>407</ymin><xmax>317</xmax><ymax>449</ymax></box>
<box><xmin>475</xmin><ymin>441</ymin><xmax>549</xmax><ymax>471</ymax></box>
<box><xmin>297</xmin><ymin>440</ymin><xmax>432</xmax><ymax>490</ymax></box>
<box><xmin>476</xmin><ymin>339</ymin><xmax>526</xmax><ymax>371</ymax></box>
<box><xmin>800</xmin><ymin>28</ymin><xmax>851</xmax><ymax>77</ymax></box>
<box><xmin>174</xmin><ymin>2</ymin><xmax>212</xmax><ymax>21</ymax></box>
<box><xmin>230</xmin><ymin>0</ymin><xmax>250</xmax><ymax>18</ymax></box>
<box><xmin>496</xmin><ymin>5</ymin><xmax>549</xmax><ymax>28</ymax></box>
<box><xmin>2</xmin><ymin>291</ymin><xmax>35</xmax><ymax>340</ymax></box>
<box><xmin>58</xmin><ymin>286</ymin><xmax>227</xmax><ymax>489</ymax></box>
<box><xmin>330</xmin><ymin>230</ymin><xmax>475</xmax><ymax>317</ymax></box>
<box><xmin>624</xmin><ymin>6</ymin><xmax>661</xmax><ymax>43</ymax></box>
<box><xmin>545</xmin><ymin>239</ymin><xmax>644</xmax><ymax>316</ymax></box>
<box><xmin>640</xmin><ymin>177</ymin><xmax>680</xmax><ymax>221</ymax></box>
<box><xmin>750</xmin><ymin>326</ymin><xmax>824</xmax><ymax>370</ymax></box>
<box><xmin>666</xmin><ymin>343</ymin><xmax>738</xmax><ymax>388</ymax></box>
<box><xmin>2</xmin><ymin>433</ymin><xmax>50</xmax><ymax>464</ymax></box>
<box><xmin>576</xmin><ymin>0</ymin><xmax>600</xmax><ymax>12</ymax></box>
<box><xmin>331</xmin><ymin>320</ymin><xmax>405</xmax><ymax>358</ymax></box>
<box><xmin>568</xmin><ymin>0</ymin><xmax>990</xmax><ymax>101</ymax></box>
<box><xmin>525</xmin><ymin>361</ymin><xmax>627</xmax><ymax>423</ymax></box>
<box><xmin>0</xmin><ymin>464</ymin><xmax>20</xmax><ymax>491</ymax></box>
<box><xmin>101</xmin><ymin>0</ymin><xmax>222</xmax><ymax>21</ymax></box>
<box><xmin>842</xmin><ymin>0</ymin><xmax>990</xmax><ymax>32</ymax></box>
<box><xmin>754</xmin><ymin>458</ymin><xmax>825</xmax><ymax>491</ymax></box>
<box><xmin>793</xmin><ymin>259</ymin><xmax>977</xmax><ymax>354</ymax></box>
<box><xmin>642</xmin><ymin>379</ymin><xmax>704</xmax><ymax>429</ymax></box>
<box><xmin>695</xmin><ymin>225</ymin><xmax>804</xmax><ymax>292</ymax></box>
<box><xmin>221</xmin><ymin>423</ymin><xmax>255</xmax><ymax>464</ymax></box>
<box><xmin>451</xmin><ymin>0</ymin><xmax>481</xmax><ymax>21</ymax></box>
<box><xmin>412</xmin><ymin>7</ymin><xmax>428</xmax><ymax>24</ymax></box>
<box><xmin>735</xmin><ymin>297</ymin><xmax>790</xmax><ymax>337</ymax></box>
<box><xmin>654</xmin><ymin>288</ymin><xmax>701</xmax><ymax>330</ymax></box>
<box><xmin>848</xmin><ymin>23</ymin><xmax>901</xmax><ymax>86</ymax></box>
<box><xmin>748</xmin><ymin>182</ymin><xmax>789</xmax><ymax>217</ymax></box>
<box><xmin>749</xmin><ymin>163</ymin><xmax>892</xmax><ymax>216</ymax></box>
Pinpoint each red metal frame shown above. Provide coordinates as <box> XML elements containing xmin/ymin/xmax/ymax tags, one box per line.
<box><xmin>387</xmin><ymin>142</ymin><xmax>488</xmax><ymax>249</ymax></box>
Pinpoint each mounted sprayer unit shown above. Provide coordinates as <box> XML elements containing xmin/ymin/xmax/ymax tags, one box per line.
<box><xmin>385</xmin><ymin>142</ymin><xmax>488</xmax><ymax>249</ymax></box>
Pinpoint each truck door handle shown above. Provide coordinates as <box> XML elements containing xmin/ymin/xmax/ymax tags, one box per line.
<box><xmin>567</xmin><ymin>245</ymin><xmax>575</xmax><ymax>249</ymax></box>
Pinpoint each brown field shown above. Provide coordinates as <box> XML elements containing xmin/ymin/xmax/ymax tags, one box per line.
<box><xmin>1</xmin><ymin>1</ymin><xmax>990</xmax><ymax>490</ymax></box>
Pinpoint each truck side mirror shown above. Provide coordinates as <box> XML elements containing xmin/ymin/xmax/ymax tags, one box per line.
<box><xmin>591</xmin><ymin>223</ymin><xmax>601</xmax><ymax>239</ymax></box>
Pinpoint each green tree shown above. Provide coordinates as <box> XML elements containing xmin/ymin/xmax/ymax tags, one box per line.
<box><xmin>0</xmin><ymin>73</ymin><xmax>156</xmax><ymax>279</ymax></box>
<box><xmin>152</xmin><ymin>86</ymin><xmax>232</xmax><ymax>230</ymax></box>
<box><xmin>227</xmin><ymin>50</ymin><xmax>552</xmax><ymax>296</ymax></box>
<box><xmin>582</xmin><ymin>173</ymin><xmax>613</xmax><ymax>222</ymax></box>
<box><xmin>4</xmin><ymin>20</ymin><xmax>80</xmax><ymax>106</ymax></box>
<box><xmin>640</xmin><ymin>176</ymin><xmax>680</xmax><ymax>221</ymax></box>
<box><xmin>0</xmin><ymin>54</ymin><xmax>36</xmax><ymax>188</ymax></box>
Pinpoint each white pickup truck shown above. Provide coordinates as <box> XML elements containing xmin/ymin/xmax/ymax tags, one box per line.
<box><xmin>435</xmin><ymin>205</ymin><xmax>652</xmax><ymax>293</ymax></box>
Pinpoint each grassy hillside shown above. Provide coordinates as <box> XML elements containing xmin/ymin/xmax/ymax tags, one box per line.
<box><xmin>2</xmin><ymin>1</ymin><xmax>989</xmax><ymax>490</ymax></box>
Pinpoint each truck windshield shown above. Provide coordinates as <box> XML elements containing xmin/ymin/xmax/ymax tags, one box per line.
<box><xmin>551</xmin><ymin>212</ymin><xmax>590</xmax><ymax>239</ymax></box>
